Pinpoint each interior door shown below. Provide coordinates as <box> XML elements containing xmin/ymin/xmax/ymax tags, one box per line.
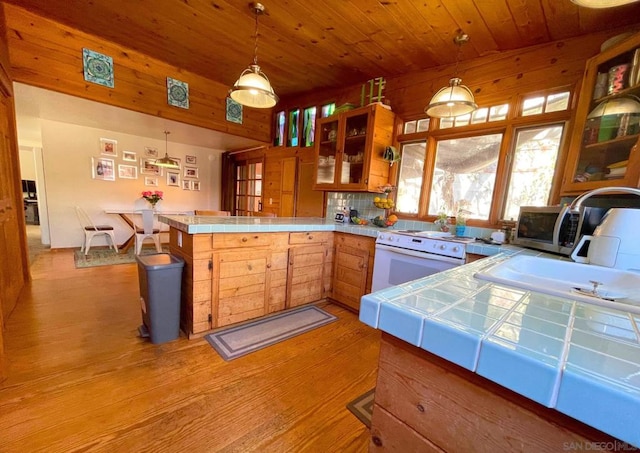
<box><xmin>0</xmin><ymin>15</ymin><xmax>29</xmax><ymax>380</ymax></box>
<box><xmin>235</xmin><ymin>158</ymin><xmax>265</xmax><ymax>216</ymax></box>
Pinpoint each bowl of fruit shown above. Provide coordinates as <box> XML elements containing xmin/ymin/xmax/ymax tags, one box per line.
<box><xmin>373</xmin><ymin>196</ymin><xmax>395</xmax><ymax>210</ymax></box>
<box><xmin>350</xmin><ymin>216</ymin><xmax>369</xmax><ymax>226</ymax></box>
<box><xmin>372</xmin><ymin>214</ymin><xmax>398</xmax><ymax>228</ymax></box>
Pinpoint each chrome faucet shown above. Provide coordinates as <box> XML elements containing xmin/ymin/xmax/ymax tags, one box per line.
<box><xmin>569</xmin><ymin>186</ymin><xmax>640</xmax><ymax>212</ymax></box>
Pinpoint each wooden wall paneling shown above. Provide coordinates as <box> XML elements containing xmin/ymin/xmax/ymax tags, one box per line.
<box><xmin>4</xmin><ymin>4</ymin><xmax>272</xmax><ymax>143</ymax></box>
<box><xmin>296</xmin><ymin>160</ymin><xmax>325</xmax><ymax>217</ymax></box>
<box><xmin>279</xmin><ymin>156</ymin><xmax>297</xmax><ymax>217</ymax></box>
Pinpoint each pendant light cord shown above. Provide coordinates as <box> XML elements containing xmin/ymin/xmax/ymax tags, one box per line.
<box><xmin>252</xmin><ymin>5</ymin><xmax>260</xmax><ymax>66</ymax></box>
<box><xmin>164</xmin><ymin>130</ymin><xmax>170</xmax><ymax>155</ymax></box>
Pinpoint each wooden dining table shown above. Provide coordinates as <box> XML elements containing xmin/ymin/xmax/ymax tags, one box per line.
<box><xmin>104</xmin><ymin>210</ymin><xmax>191</xmax><ymax>253</ymax></box>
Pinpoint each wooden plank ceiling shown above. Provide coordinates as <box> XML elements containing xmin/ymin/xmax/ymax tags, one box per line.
<box><xmin>5</xmin><ymin>0</ymin><xmax>640</xmax><ymax>99</ymax></box>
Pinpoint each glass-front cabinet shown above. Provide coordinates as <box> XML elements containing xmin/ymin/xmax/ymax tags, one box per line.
<box><xmin>562</xmin><ymin>32</ymin><xmax>640</xmax><ymax>195</ymax></box>
<box><xmin>313</xmin><ymin>103</ymin><xmax>396</xmax><ymax>192</ymax></box>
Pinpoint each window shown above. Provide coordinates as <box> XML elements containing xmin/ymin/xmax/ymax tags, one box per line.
<box><xmin>235</xmin><ymin>159</ymin><xmax>264</xmax><ymax>216</ymax></box>
<box><xmin>502</xmin><ymin>124</ymin><xmax>564</xmax><ymax>220</ymax></box>
<box><xmin>287</xmin><ymin>109</ymin><xmax>300</xmax><ymax>147</ymax></box>
<box><xmin>521</xmin><ymin>91</ymin><xmax>570</xmax><ymax>116</ymax></box>
<box><xmin>321</xmin><ymin>103</ymin><xmax>335</xmax><ymax>117</ymax></box>
<box><xmin>302</xmin><ymin>106</ymin><xmax>317</xmax><ymax>147</ymax></box>
<box><xmin>428</xmin><ymin>134</ymin><xmax>503</xmax><ymax>220</ymax></box>
<box><xmin>395</xmin><ymin>88</ymin><xmax>570</xmax><ymax>225</ymax></box>
<box><xmin>274</xmin><ymin>111</ymin><xmax>285</xmax><ymax>146</ymax></box>
<box><xmin>396</xmin><ymin>142</ymin><xmax>426</xmax><ymax>214</ymax></box>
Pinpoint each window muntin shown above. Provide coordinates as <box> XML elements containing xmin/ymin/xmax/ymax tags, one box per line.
<box><xmin>396</xmin><ymin>142</ymin><xmax>426</xmax><ymax>214</ymax></box>
<box><xmin>428</xmin><ymin>134</ymin><xmax>503</xmax><ymax>220</ymax></box>
<box><xmin>503</xmin><ymin>124</ymin><xmax>564</xmax><ymax>220</ymax></box>
<box><xmin>521</xmin><ymin>91</ymin><xmax>570</xmax><ymax>116</ymax></box>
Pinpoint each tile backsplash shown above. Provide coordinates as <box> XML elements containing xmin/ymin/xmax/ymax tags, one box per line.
<box><xmin>325</xmin><ymin>192</ymin><xmax>496</xmax><ymax>239</ymax></box>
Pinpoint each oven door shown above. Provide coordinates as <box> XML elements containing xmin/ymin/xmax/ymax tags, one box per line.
<box><xmin>371</xmin><ymin>244</ymin><xmax>463</xmax><ymax>293</ymax></box>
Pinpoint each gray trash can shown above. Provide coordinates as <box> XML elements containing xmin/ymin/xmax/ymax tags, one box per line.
<box><xmin>136</xmin><ymin>253</ymin><xmax>184</xmax><ymax>344</ymax></box>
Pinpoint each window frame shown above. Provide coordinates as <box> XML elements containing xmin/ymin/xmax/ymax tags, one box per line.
<box><xmin>395</xmin><ymin>88</ymin><xmax>573</xmax><ymax>228</ymax></box>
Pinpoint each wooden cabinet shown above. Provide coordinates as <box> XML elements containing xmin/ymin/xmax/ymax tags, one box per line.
<box><xmin>331</xmin><ymin>233</ymin><xmax>375</xmax><ymax>312</ymax></box>
<box><xmin>562</xmin><ymin>32</ymin><xmax>640</xmax><ymax>195</ymax></box>
<box><xmin>287</xmin><ymin>232</ymin><xmax>333</xmax><ymax>308</ymax></box>
<box><xmin>169</xmin><ymin>230</ymin><xmax>289</xmax><ymax>335</ymax></box>
<box><xmin>313</xmin><ymin>103</ymin><xmax>395</xmax><ymax>192</ymax></box>
<box><xmin>370</xmin><ymin>334</ymin><xmax>618</xmax><ymax>452</ymax></box>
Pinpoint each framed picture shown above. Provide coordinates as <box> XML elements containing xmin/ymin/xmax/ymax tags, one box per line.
<box><xmin>184</xmin><ymin>166</ymin><xmax>198</xmax><ymax>179</ymax></box>
<box><xmin>144</xmin><ymin>147</ymin><xmax>159</xmax><ymax>158</ymax></box>
<box><xmin>191</xmin><ymin>180</ymin><xmax>201</xmax><ymax>191</ymax></box>
<box><xmin>226</xmin><ymin>97</ymin><xmax>243</xmax><ymax>124</ymax></box>
<box><xmin>122</xmin><ymin>150</ymin><xmax>137</xmax><ymax>162</ymax></box>
<box><xmin>118</xmin><ymin>164</ymin><xmax>138</xmax><ymax>179</ymax></box>
<box><xmin>92</xmin><ymin>157</ymin><xmax>115</xmax><ymax>181</ymax></box>
<box><xmin>166</xmin><ymin>171</ymin><xmax>180</xmax><ymax>187</ymax></box>
<box><xmin>100</xmin><ymin>138</ymin><xmax>117</xmax><ymax>157</ymax></box>
<box><xmin>185</xmin><ymin>155</ymin><xmax>197</xmax><ymax>165</ymax></box>
<box><xmin>144</xmin><ymin>176</ymin><xmax>158</xmax><ymax>187</ymax></box>
<box><xmin>140</xmin><ymin>158</ymin><xmax>162</xmax><ymax>176</ymax></box>
<box><xmin>182</xmin><ymin>180</ymin><xmax>191</xmax><ymax>190</ymax></box>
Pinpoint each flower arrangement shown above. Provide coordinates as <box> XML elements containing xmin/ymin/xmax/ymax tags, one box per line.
<box><xmin>141</xmin><ymin>190</ymin><xmax>163</xmax><ymax>208</ymax></box>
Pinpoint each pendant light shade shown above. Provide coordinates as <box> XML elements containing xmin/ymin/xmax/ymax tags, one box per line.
<box><xmin>425</xmin><ymin>33</ymin><xmax>477</xmax><ymax>118</ymax></box>
<box><xmin>230</xmin><ymin>64</ymin><xmax>278</xmax><ymax>108</ymax></box>
<box><xmin>587</xmin><ymin>96</ymin><xmax>640</xmax><ymax>118</ymax></box>
<box><xmin>229</xmin><ymin>3</ymin><xmax>278</xmax><ymax>109</ymax></box>
<box><xmin>154</xmin><ymin>131</ymin><xmax>180</xmax><ymax>169</ymax></box>
<box><xmin>425</xmin><ymin>77</ymin><xmax>478</xmax><ymax>118</ymax></box>
<box><xmin>571</xmin><ymin>0</ymin><xmax>639</xmax><ymax>8</ymax></box>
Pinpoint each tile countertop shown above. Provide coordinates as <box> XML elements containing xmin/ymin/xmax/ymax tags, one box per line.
<box><xmin>158</xmin><ymin>215</ymin><xmax>385</xmax><ymax>236</ymax></box>
<box><xmin>359</xmin><ymin>249</ymin><xmax>640</xmax><ymax>448</ymax></box>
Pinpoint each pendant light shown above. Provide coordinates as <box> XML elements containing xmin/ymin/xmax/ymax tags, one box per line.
<box><xmin>154</xmin><ymin>130</ymin><xmax>180</xmax><ymax>169</ymax></box>
<box><xmin>571</xmin><ymin>0</ymin><xmax>639</xmax><ymax>8</ymax></box>
<box><xmin>229</xmin><ymin>3</ymin><xmax>278</xmax><ymax>109</ymax></box>
<box><xmin>425</xmin><ymin>32</ymin><xmax>478</xmax><ymax>118</ymax></box>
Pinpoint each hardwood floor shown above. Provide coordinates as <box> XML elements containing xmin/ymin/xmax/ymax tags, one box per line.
<box><xmin>0</xmin><ymin>249</ymin><xmax>380</xmax><ymax>452</ymax></box>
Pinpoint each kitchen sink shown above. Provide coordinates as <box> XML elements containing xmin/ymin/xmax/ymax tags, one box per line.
<box><xmin>474</xmin><ymin>255</ymin><xmax>640</xmax><ymax>314</ymax></box>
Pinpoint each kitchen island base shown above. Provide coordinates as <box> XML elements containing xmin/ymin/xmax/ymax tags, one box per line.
<box><xmin>370</xmin><ymin>333</ymin><xmax>621</xmax><ymax>452</ymax></box>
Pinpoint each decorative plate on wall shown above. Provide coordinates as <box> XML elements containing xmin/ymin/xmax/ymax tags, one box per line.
<box><xmin>226</xmin><ymin>97</ymin><xmax>243</xmax><ymax>124</ymax></box>
<box><xmin>82</xmin><ymin>48</ymin><xmax>114</xmax><ymax>88</ymax></box>
<box><xmin>167</xmin><ymin>77</ymin><xmax>189</xmax><ymax>109</ymax></box>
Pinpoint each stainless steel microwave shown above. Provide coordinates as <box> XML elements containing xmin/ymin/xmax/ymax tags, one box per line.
<box><xmin>513</xmin><ymin>205</ymin><xmax>607</xmax><ymax>256</ymax></box>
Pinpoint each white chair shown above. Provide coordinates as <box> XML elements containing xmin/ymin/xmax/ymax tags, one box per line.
<box><xmin>135</xmin><ymin>209</ymin><xmax>162</xmax><ymax>255</ymax></box>
<box><xmin>75</xmin><ymin>206</ymin><xmax>118</xmax><ymax>255</ymax></box>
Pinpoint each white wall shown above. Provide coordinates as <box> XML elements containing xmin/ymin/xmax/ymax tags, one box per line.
<box><xmin>19</xmin><ymin>147</ymin><xmax>37</xmax><ymax>180</ymax></box>
<box><xmin>40</xmin><ymin>120</ymin><xmax>222</xmax><ymax>248</ymax></box>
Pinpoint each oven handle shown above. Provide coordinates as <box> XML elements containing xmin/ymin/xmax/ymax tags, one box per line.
<box><xmin>375</xmin><ymin>243</ymin><xmax>464</xmax><ymax>265</ymax></box>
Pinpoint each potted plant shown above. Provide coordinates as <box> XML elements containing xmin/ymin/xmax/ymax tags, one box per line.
<box><xmin>435</xmin><ymin>210</ymin><xmax>450</xmax><ymax>232</ymax></box>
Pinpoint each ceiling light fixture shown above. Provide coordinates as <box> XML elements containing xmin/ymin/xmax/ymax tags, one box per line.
<box><xmin>570</xmin><ymin>0</ymin><xmax>639</xmax><ymax>8</ymax></box>
<box><xmin>587</xmin><ymin>95</ymin><xmax>640</xmax><ymax>118</ymax></box>
<box><xmin>154</xmin><ymin>130</ymin><xmax>180</xmax><ymax>169</ymax></box>
<box><xmin>425</xmin><ymin>32</ymin><xmax>478</xmax><ymax>118</ymax></box>
<box><xmin>229</xmin><ymin>2</ymin><xmax>278</xmax><ymax>109</ymax></box>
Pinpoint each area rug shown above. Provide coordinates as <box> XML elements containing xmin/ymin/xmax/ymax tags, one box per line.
<box><xmin>205</xmin><ymin>305</ymin><xmax>338</xmax><ymax>361</ymax></box>
<box><xmin>74</xmin><ymin>245</ymin><xmax>169</xmax><ymax>268</ymax></box>
<box><xmin>347</xmin><ymin>388</ymin><xmax>375</xmax><ymax>428</ymax></box>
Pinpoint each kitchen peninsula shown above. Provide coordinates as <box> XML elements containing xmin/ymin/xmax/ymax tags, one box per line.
<box><xmin>159</xmin><ymin>215</ymin><xmax>380</xmax><ymax>337</ymax></box>
<box><xmin>360</xmin><ymin>251</ymin><xmax>640</xmax><ymax>451</ymax></box>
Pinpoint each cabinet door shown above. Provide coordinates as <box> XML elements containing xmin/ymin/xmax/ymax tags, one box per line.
<box><xmin>314</xmin><ymin>116</ymin><xmax>341</xmax><ymax>188</ymax></box>
<box><xmin>332</xmin><ymin>243</ymin><xmax>369</xmax><ymax>311</ymax></box>
<box><xmin>213</xmin><ymin>249</ymin><xmax>271</xmax><ymax>327</ymax></box>
<box><xmin>562</xmin><ymin>32</ymin><xmax>640</xmax><ymax>195</ymax></box>
<box><xmin>287</xmin><ymin>245</ymin><xmax>326</xmax><ymax>308</ymax></box>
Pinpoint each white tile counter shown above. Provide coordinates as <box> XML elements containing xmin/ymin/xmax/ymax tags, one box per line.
<box><xmin>360</xmin><ymin>250</ymin><xmax>640</xmax><ymax>448</ymax></box>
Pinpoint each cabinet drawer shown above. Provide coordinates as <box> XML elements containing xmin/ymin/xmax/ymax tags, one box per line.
<box><xmin>334</xmin><ymin>232</ymin><xmax>375</xmax><ymax>252</ymax></box>
<box><xmin>289</xmin><ymin>231</ymin><xmax>333</xmax><ymax>245</ymax></box>
<box><xmin>212</xmin><ymin>232</ymin><xmax>288</xmax><ymax>249</ymax></box>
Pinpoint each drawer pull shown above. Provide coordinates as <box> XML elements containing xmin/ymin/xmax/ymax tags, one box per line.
<box><xmin>242</xmin><ymin>237</ymin><xmax>248</xmax><ymax>242</ymax></box>
<box><xmin>417</xmin><ymin>403</ymin><xmax>425</xmax><ymax>412</ymax></box>
<box><xmin>308</xmin><ymin>235</ymin><xmax>313</xmax><ymax>240</ymax></box>
<box><xmin>372</xmin><ymin>436</ymin><xmax>382</xmax><ymax>447</ymax></box>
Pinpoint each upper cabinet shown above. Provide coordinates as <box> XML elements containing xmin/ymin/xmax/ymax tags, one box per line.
<box><xmin>313</xmin><ymin>103</ymin><xmax>395</xmax><ymax>192</ymax></box>
<box><xmin>562</xmin><ymin>32</ymin><xmax>640</xmax><ymax>195</ymax></box>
